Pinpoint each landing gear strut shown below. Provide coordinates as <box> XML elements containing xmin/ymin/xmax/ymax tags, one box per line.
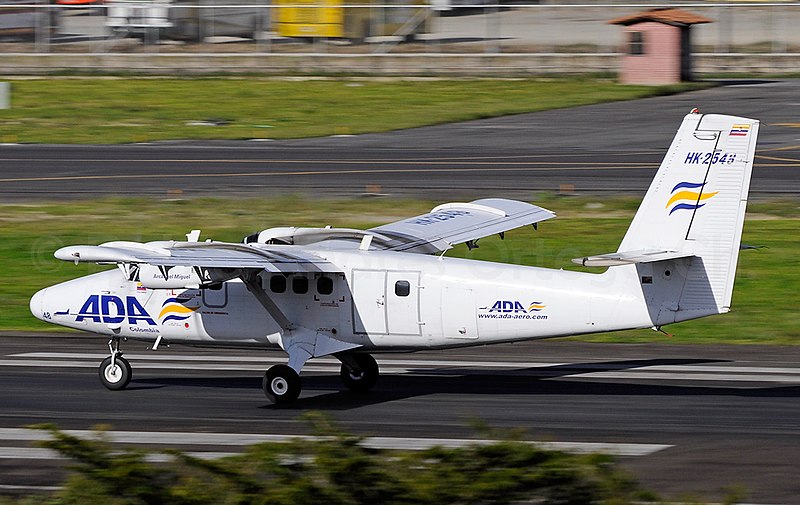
<box><xmin>99</xmin><ymin>338</ymin><xmax>132</xmax><ymax>390</ymax></box>
<box><xmin>263</xmin><ymin>364</ymin><xmax>301</xmax><ymax>404</ymax></box>
<box><xmin>339</xmin><ymin>353</ymin><xmax>379</xmax><ymax>393</ymax></box>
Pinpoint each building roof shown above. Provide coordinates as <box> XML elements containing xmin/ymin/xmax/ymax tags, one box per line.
<box><xmin>608</xmin><ymin>8</ymin><xmax>713</xmax><ymax>27</ymax></box>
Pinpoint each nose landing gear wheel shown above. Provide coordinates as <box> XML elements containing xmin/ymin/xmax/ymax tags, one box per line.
<box><xmin>263</xmin><ymin>364</ymin><xmax>301</xmax><ymax>404</ymax></box>
<box><xmin>99</xmin><ymin>355</ymin><xmax>132</xmax><ymax>391</ymax></box>
<box><xmin>340</xmin><ymin>353</ymin><xmax>379</xmax><ymax>392</ymax></box>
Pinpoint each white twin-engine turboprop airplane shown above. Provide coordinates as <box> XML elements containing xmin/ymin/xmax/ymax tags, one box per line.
<box><xmin>30</xmin><ymin>112</ymin><xmax>759</xmax><ymax>404</ymax></box>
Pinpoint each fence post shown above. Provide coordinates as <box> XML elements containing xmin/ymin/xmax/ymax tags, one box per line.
<box><xmin>36</xmin><ymin>0</ymin><xmax>51</xmax><ymax>53</ymax></box>
<box><xmin>716</xmin><ymin>5</ymin><xmax>730</xmax><ymax>53</ymax></box>
<box><xmin>0</xmin><ymin>82</ymin><xmax>10</xmax><ymax>110</ymax></box>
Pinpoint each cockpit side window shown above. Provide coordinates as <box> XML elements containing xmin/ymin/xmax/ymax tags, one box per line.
<box><xmin>270</xmin><ymin>275</ymin><xmax>287</xmax><ymax>293</ymax></box>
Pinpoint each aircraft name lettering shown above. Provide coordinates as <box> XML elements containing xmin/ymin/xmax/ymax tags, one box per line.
<box><xmin>76</xmin><ymin>294</ymin><xmax>157</xmax><ymax>326</ymax></box>
<box><xmin>410</xmin><ymin>210</ymin><xmax>470</xmax><ymax>226</ymax></box>
<box><xmin>684</xmin><ymin>152</ymin><xmax>737</xmax><ymax>166</ymax></box>
<box><xmin>152</xmin><ymin>272</ymin><xmax>193</xmax><ymax>281</ymax></box>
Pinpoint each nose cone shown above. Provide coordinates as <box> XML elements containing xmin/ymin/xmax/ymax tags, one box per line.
<box><xmin>29</xmin><ymin>287</ymin><xmax>48</xmax><ymax>320</ymax></box>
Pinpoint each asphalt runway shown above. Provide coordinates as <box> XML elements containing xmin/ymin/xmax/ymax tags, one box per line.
<box><xmin>2</xmin><ymin>334</ymin><xmax>800</xmax><ymax>503</ymax></box>
<box><xmin>1</xmin><ymin>80</ymin><xmax>800</xmax><ymax>201</ymax></box>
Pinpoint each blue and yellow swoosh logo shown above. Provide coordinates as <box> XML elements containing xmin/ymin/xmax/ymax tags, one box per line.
<box><xmin>666</xmin><ymin>181</ymin><xmax>718</xmax><ymax>215</ymax></box>
<box><xmin>159</xmin><ymin>298</ymin><xmax>199</xmax><ymax>323</ymax></box>
<box><xmin>528</xmin><ymin>302</ymin><xmax>546</xmax><ymax>312</ymax></box>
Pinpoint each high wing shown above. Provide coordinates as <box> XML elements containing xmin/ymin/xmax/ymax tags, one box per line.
<box><xmin>57</xmin><ymin>241</ymin><xmax>337</xmax><ymax>271</ymax></box>
<box><xmin>55</xmin><ymin>240</ymin><xmax>341</xmax><ymax>289</ymax></box>
<box><xmin>54</xmin><ymin>198</ymin><xmax>555</xmax><ymax>280</ymax></box>
<box><xmin>369</xmin><ymin>198</ymin><xmax>556</xmax><ymax>254</ymax></box>
<box><xmin>57</xmin><ymin>241</ymin><xmax>337</xmax><ymax>272</ymax></box>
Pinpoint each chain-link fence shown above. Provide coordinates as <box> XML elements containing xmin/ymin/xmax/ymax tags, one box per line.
<box><xmin>1</xmin><ymin>2</ymin><xmax>799</xmax><ymax>54</ymax></box>
<box><xmin>1</xmin><ymin>2</ymin><xmax>798</xmax><ymax>74</ymax></box>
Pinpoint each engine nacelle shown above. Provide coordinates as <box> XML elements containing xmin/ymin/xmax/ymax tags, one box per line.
<box><xmin>243</xmin><ymin>227</ymin><xmax>389</xmax><ymax>246</ymax></box>
<box><xmin>244</xmin><ymin>227</ymin><xmax>298</xmax><ymax>245</ymax></box>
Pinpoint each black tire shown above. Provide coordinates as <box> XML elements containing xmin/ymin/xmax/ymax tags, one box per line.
<box><xmin>340</xmin><ymin>354</ymin><xmax>379</xmax><ymax>392</ymax></box>
<box><xmin>99</xmin><ymin>355</ymin><xmax>132</xmax><ymax>391</ymax></box>
<box><xmin>263</xmin><ymin>364</ymin><xmax>301</xmax><ymax>404</ymax></box>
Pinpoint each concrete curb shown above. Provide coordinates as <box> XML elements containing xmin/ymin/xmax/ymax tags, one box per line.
<box><xmin>0</xmin><ymin>52</ymin><xmax>797</xmax><ymax>76</ymax></box>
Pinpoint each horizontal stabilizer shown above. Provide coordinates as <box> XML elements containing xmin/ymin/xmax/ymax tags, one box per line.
<box><xmin>572</xmin><ymin>250</ymin><xmax>694</xmax><ymax>267</ymax></box>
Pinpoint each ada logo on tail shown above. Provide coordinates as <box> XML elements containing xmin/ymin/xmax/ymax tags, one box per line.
<box><xmin>76</xmin><ymin>294</ymin><xmax>157</xmax><ymax>325</ymax></box>
<box><xmin>666</xmin><ymin>181</ymin><xmax>718</xmax><ymax>215</ymax></box>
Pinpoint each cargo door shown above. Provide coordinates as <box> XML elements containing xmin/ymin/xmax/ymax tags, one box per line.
<box><xmin>442</xmin><ymin>286</ymin><xmax>478</xmax><ymax>340</ymax></box>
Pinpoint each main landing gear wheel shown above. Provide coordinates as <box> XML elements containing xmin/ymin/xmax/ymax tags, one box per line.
<box><xmin>263</xmin><ymin>364</ymin><xmax>301</xmax><ymax>404</ymax></box>
<box><xmin>340</xmin><ymin>354</ymin><xmax>379</xmax><ymax>393</ymax></box>
<box><xmin>99</xmin><ymin>355</ymin><xmax>132</xmax><ymax>391</ymax></box>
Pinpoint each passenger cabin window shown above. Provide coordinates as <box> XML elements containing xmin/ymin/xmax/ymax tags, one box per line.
<box><xmin>270</xmin><ymin>275</ymin><xmax>286</xmax><ymax>293</ymax></box>
<box><xmin>317</xmin><ymin>276</ymin><xmax>333</xmax><ymax>295</ymax></box>
<box><xmin>292</xmin><ymin>276</ymin><xmax>308</xmax><ymax>294</ymax></box>
<box><xmin>629</xmin><ymin>31</ymin><xmax>645</xmax><ymax>55</ymax></box>
<box><xmin>395</xmin><ymin>280</ymin><xmax>411</xmax><ymax>297</ymax></box>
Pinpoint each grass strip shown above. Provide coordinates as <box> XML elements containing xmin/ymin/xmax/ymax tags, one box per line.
<box><xmin>0</xmin><ymin>78</ymin><xmax>704</xmax><ymax>144</ymax></box>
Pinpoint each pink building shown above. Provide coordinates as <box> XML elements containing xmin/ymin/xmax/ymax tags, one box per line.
<box><xmin>609</xmin><ymin>8</ymin><xmax>712</xmax><ymax>85</ymax></box>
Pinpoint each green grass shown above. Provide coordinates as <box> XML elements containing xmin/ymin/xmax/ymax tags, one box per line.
<box><xmin>0</xmin><ymin>78</ymin><xmax>706</xmax><ymax>144</ymax></box>
<box><xmin>3</xmin><ymin>195</ymin><xmax>799</xmax><ymax>344</ymax></box>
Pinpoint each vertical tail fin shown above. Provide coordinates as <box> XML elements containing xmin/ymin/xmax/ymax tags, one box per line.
<box><xmin>618</xmin><ymin>112</ymin><xmax>759</xmax><ymax>316</ymax></box>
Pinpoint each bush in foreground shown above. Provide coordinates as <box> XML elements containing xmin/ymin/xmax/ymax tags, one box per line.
<box><xmin>8</xmin><ymin>418</ymin><xmax>660</xmax><ymax>505</ymax></box>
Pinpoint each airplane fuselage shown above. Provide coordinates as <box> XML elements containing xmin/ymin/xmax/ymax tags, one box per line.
<box><xmin>32</xmin><ymin>249</ymin><xmax>664</xmax><ymax>351</ymax></box>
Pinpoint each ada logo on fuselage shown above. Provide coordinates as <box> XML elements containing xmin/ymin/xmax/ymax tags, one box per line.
<box><xmin>477</xmin><ymin>300</ymin><xmax>548</xmax><ymax>321</ymax></box>
<box><xmin>483</xmin><ymin>300</ymin><xmax>545</xmax><ymax>313</ymax></box>
<box><xmin>76</xmin><ymin>294</ymin><xmax>157</xmax><ymax>325</ymax></box>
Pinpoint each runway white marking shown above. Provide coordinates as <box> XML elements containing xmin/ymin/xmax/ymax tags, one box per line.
<box><xmin>5</xmin><ymin>352</ymin><xmax>800</xmax><ymax>383</ymax></box>
<box><xmin>571</xmin><ymin>371</ymin><xmax>800</xmax><ymax>382</ymax></box>
<box><xmin>14</xmin><ymin>352</ymin><xmax>800</xmax><ymax>373</ymax></box>
<box><xmin>0</xmin><ymin>428</ymin><xmax>672</xmax><ymax>457</ymax></box>
<box><xmin>0</xmin><ymin>484</ymin><xmax>62</xmax><ymax>492</ymax></box>
<box><xmin>0</xmin><ymin>447</ymin><xmax>235</xmax><ymax>461</ymax></box>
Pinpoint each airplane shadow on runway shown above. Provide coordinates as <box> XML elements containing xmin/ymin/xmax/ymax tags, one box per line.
<box><xmin>132</xmin><ymin>357</ymin><xmax>800</xmax><ymax>410</ymax></box>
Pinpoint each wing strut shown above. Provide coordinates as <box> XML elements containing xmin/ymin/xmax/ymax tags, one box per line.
<box><xmin>240</xmin><ymin>272</ymin><xmax>295</xmax><ymax>332</ymax></box>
